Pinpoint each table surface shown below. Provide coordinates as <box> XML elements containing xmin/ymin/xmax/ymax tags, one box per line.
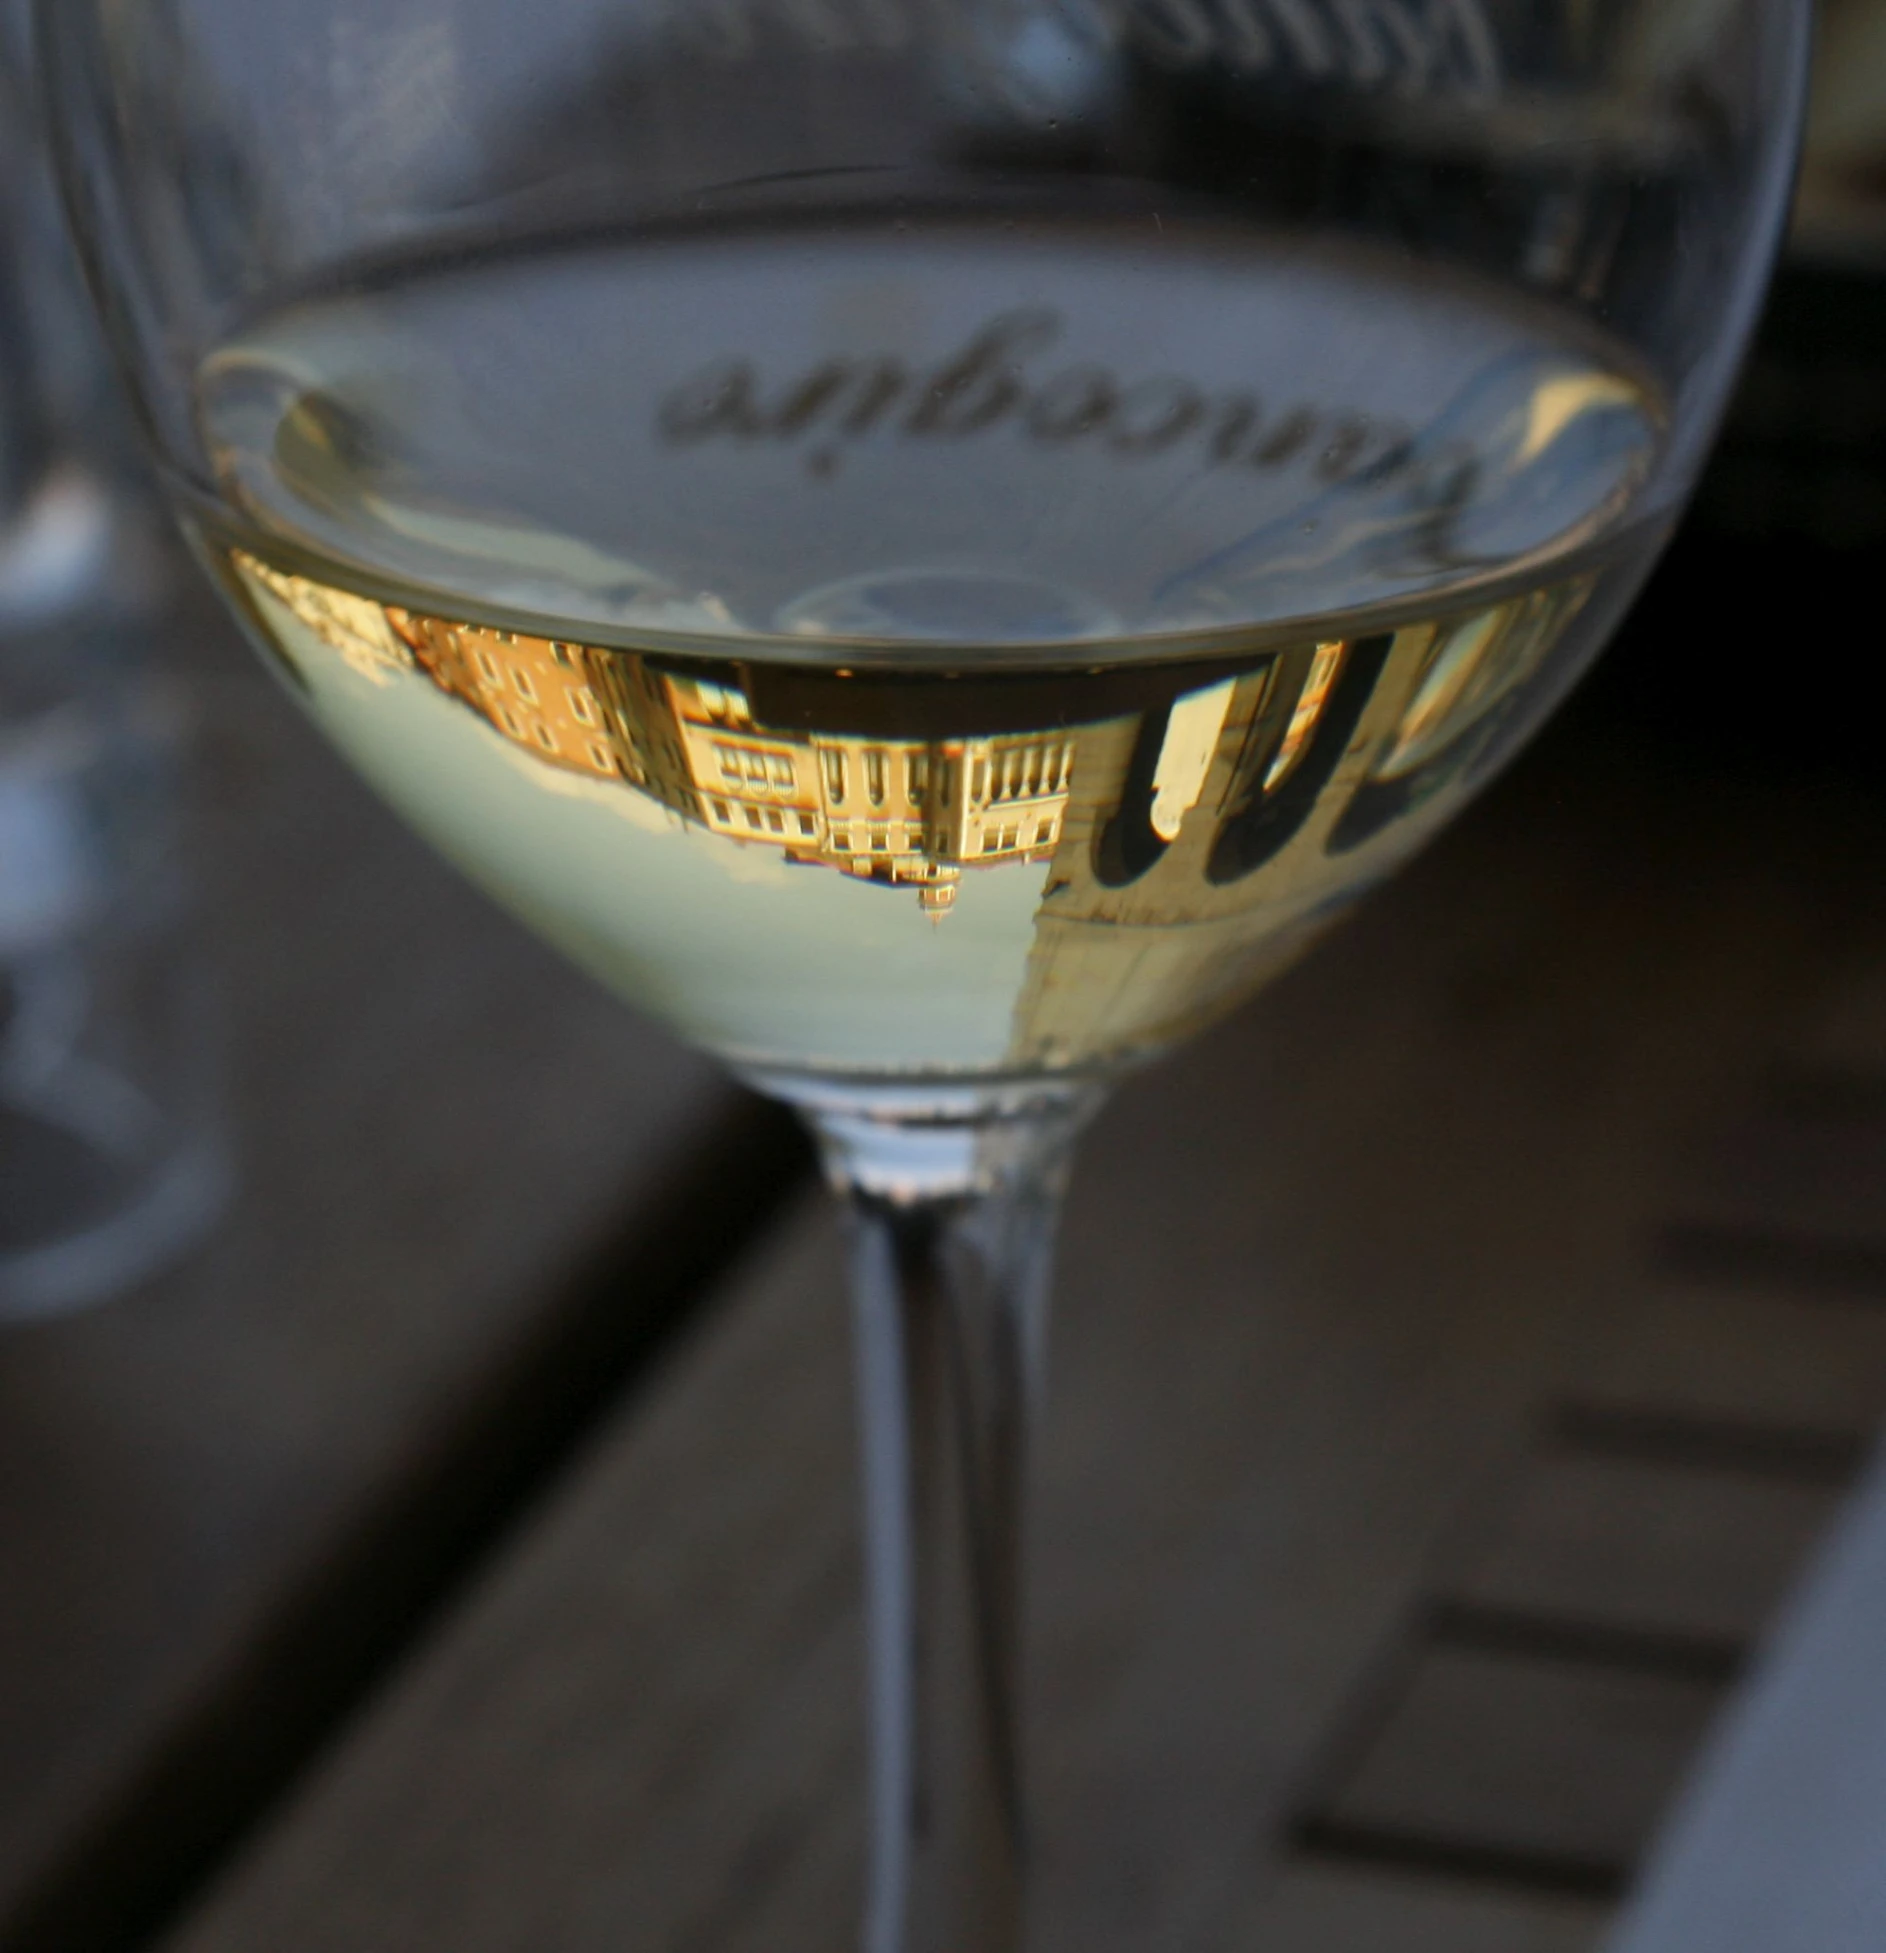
<box><xmin>9</xmin><ymin>593</ymin><xmax>1886</xmax><ymax>1953</ymax></box>
<box><xmin>1609</xmin><ymin>1441</ymin><xmax>1886</xmax><ymax>1953</ymax></box>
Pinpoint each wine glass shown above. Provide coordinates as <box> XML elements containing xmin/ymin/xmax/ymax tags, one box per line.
<box><xmin>36</xmin><ymin>2</ymin><xmax>1805</xmax><ymax>1946</ymax></box>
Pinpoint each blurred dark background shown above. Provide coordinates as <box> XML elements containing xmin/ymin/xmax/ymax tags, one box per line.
<box><xmin>1576</xmin><ymin>256</ymin><xmax>1886</xmax><ymax>770</ymax></box>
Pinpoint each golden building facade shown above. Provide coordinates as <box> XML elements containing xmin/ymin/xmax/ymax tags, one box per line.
<box><xmin>341</xmin><ymin>594</ymin><xmax>1078</xmax><ymax>917</ymax></box>
<box><xmin>662</xmin><ymin>673</ymin><xmax>1076</xmax><ymax>916</ymax></box>
<box><xmin>388</xmin><ymin>614</ymin><xmax>631</xmax><ymax>786</ymax></box>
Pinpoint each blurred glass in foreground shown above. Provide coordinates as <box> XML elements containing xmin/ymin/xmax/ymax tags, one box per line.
<box><xmin>0</xmin><ymin>13</ymin><xmax>226</xmax><ymax>1319</ymax></box>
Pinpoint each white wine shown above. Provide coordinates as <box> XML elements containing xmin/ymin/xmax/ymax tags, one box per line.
<box><xmin>194</xmin><ymin>215</ymin><xmax>1668</xmax><ymax>1083</ymax></box>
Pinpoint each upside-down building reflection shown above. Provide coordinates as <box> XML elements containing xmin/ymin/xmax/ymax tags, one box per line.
<box><xmin>242</xmin><ymin>560</ymin><xmax>1080</xmax><ymax>919</ymax></box>
<box><xmin>1004</xmin><ymin>581</ymin><xmax>1591</xmax><ymax>1065</ymax></box>
<box><xmin>234</xmin><ymin>548</ymin><xmax>1589</xmax><ymax>1067</ymax></box>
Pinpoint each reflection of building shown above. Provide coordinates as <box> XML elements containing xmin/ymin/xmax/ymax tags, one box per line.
<box><xmin>377</xmin><ymin>606</ymin><xmax>1076</xmax><ymax>918</ymax></box>
<box><xmin>236</xmin><ymin>550</ymin><xmax>1584</xmax><ymax>1042</ymax></box>
<box><xmin>1005</xmin><ymin>664</ymin><xmax>1329</xmax><ymax>1070</ymax></box>
<box><xmin>390</xmin><ymin>613</ymin><xmax>630</xmax><ymax>782</ymax></box>
<box><xmin>1005</xmin><ymin>586</ymin><xmax>1585</xmax><ymax>1069</ymax></box>
<box><xmin>653</xmin><ymin>673</ymin><xmax>1076</xmax><ymax>918</ymax></box>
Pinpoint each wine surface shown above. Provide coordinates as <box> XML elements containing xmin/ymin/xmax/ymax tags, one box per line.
<box><xmin>196</xmin><ymin>218</ymin><xmax>1667</xmax><ymax>1082</ymax></box>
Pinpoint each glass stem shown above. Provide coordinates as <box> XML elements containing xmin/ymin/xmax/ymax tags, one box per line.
<box><xmin>800</xmin><ymin>1087</ymin><xmax>1099</xmax><ymax>1953</ymax></box>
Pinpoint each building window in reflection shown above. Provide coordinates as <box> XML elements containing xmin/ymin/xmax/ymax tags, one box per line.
<box><xmin>249</xmin><ymin>561</ymin><xmax>1091</xmax><ymax>919</ymax></box>
<box><xmin>1265</xmin><ymin>641</ymin><xmax>1345</xmax><ymax>793</ymax></box>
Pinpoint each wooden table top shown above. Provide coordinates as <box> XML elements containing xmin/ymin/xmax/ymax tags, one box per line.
<box><xmin>0</xmin><ymin>595</ymin><xmax>788</xmax><ymax>1950</ymax></box>
<box><xmin>1610</xmin><ymin>1442</ymin><xmax>1886</xmax><ymax>1953</ymax></box>
<box><xmin>9</xmin><ymin>588</ymin><xmax>1886</xmax><ymax>1953</ymax></box>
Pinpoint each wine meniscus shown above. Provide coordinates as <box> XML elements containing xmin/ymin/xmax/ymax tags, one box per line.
<box><xmin>193</xmin><ymin>212</ymin><xmax>1668</xmax><ymax>1085</ymax></box>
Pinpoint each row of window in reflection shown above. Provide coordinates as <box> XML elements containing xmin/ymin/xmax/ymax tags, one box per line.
<box><xmin>702</xmin><ymin>728</ymin><xmax>1075</xmax><ymax>815</ymax></box>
